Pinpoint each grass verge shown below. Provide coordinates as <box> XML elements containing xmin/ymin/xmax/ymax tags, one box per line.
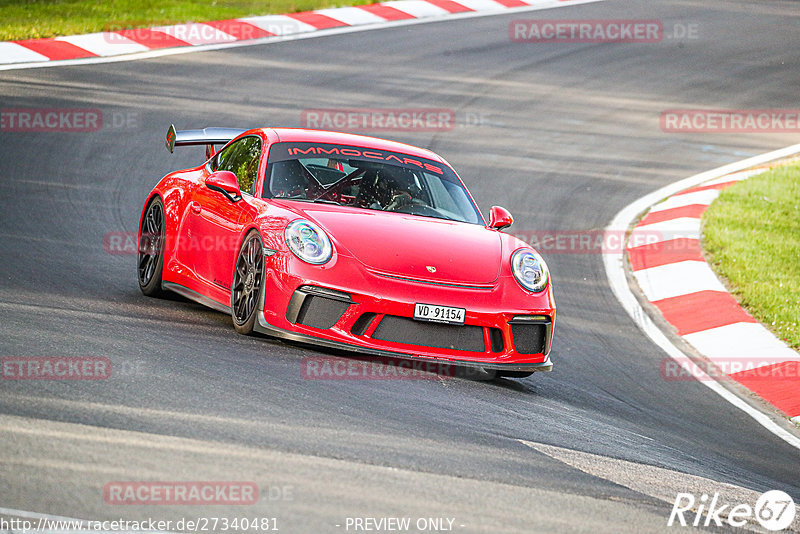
<box><xmin>0</xmin><ymin>0</ymin><xmax>371</xmax><ymax>41</ymax></box>
<box><xmin>703</xmin><ymin>161</ymin><xmax>800</xmax><ymax>350</ymax></box>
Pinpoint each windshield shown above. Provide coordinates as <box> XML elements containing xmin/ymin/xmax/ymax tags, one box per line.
<box><xmin>263</xmin><ymin>142</ymin><xmax>483</xmax><ymax>224</ymax></box>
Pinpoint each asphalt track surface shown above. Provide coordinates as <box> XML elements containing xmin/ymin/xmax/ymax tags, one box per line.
<box><xmin>1</xmin><ymin>1</ymin><xmax>800</xmax><ymax>532</ymax></box>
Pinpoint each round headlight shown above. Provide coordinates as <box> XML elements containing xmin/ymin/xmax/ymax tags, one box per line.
<box><xmin>511</xmin><ymin>248</ymin><xmax>549</xmax><ymax>293</ymax></box>
<box><xmin>285</xmin><ymin>219</ymin><xmax>333</xmax><ymax>265</ymax></box>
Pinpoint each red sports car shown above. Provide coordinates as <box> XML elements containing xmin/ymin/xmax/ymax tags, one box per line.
<box><xmin>138</xmin><ymin>125</ymin><xmax>555</xmax><ymax>377</ymax></box>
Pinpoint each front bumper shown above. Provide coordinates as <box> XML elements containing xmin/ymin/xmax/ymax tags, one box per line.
<box><xmin>253</xmin><ymin>255</ymin><xmax>556</xmax><ymax>372</ymax></box>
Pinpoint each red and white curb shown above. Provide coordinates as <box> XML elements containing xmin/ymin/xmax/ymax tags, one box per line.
<box><xmin>629</xmin><ymin>167</ymin><xmax>800</xmax><ymax>419</ymax></box>
<box><xmin>0</xmin><ymin>0</ymin><xmax>601</xmax><ymax>70</ymax></box>
<box><xmin>605</xmin><ymin>143</ymin><xmax>800</xmax><ymax>451</ymax></box>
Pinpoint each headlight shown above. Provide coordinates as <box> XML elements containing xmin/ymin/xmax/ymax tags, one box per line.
<box><xmin>285</xmin><ymin>219</ymin><xmax>333</xmax><ymax>265</ymax></box>
<box><xmin>511</xmin><ymin>248</ymin><xmax>549</xmax><ymax>292</ymax></box>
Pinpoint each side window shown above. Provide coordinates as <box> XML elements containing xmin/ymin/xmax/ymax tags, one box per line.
<box><xmin>214</xmin><ymin>136</ymin><xmax>262</xmax><ymax>195</ymax></box>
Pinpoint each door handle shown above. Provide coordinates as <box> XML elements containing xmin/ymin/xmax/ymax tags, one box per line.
<box><xmin>190</xmin><ymin>201</ymin><xmax>201</xmax><ymax>214</ymax></box>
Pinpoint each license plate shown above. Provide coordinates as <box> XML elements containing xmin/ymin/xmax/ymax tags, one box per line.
<box><xmin>413</xmin><ymin>303</ymin><xmax>466</xmax><ymax>325</ymax></box>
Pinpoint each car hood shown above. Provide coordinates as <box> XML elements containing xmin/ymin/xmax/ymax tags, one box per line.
<box><xmin>298</xmin><ymin>206</ymin><xmax>501</xmax><ymax>285</ymax></box>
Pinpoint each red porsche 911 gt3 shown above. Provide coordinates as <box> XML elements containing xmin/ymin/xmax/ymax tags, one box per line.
<box><xmin>138</xmin><ymin>125</ymin><xmax>555</xmax><ymax>377</ymax></box>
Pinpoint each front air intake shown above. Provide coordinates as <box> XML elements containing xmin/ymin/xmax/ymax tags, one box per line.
<box><xmin>371</xmin><ymin>316</ymin><xmax>485</xmax><ymax>352</ymax></box>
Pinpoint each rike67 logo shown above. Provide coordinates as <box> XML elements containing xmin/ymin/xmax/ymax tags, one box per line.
<box><xmin>669</xmin><ymin>490</ymin><xmax>796</xmax><ymax>531</ymax></box>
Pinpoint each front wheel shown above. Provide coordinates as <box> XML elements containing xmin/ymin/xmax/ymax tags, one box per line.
<box><xmin>138</xmin><ymin>197</ymin><xmax>165</xmax><ymax>297</ymax></box>
<box><xmin>231</xmin><ymin>230</ymin><xmax>264</xmax><ymax>335</ymax></box>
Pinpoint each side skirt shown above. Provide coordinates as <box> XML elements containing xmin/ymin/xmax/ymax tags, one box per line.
<box><xmin>162</xmin><ymin>281</ymin><xmax>231</xmax><ymax>314</ymax></box>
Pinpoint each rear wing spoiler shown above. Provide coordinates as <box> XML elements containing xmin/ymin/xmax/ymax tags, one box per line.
<box><xmin>165</xmin><ymin>124</ymin><xmax>247</xmax><ymax>158</ymax></box>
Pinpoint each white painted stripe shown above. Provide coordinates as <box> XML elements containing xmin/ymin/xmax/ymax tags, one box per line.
<box><xmin>683</xmin><ymin>323</ymin><xmax>800</xmax><ymax>369</ymax></box>
<box><xmin>151</xmin><ymin>23</ymin><xmax>237</xmax><ymax>45</ymax></box>
<box><xmin>56</xmin><ymin>33</ymin><xmax>149</xmax><ymax>56</ymax></box>
<box><xmin>314</xmin><ymin>7</ymin><xmax>386</xmax><ymax>25</ymax></box>
<box><xmin>648</xmin><ymin>188</ymin><xmax>721</xmax><ymax>213</ymax></box>
<box><xmin>633</xmin><ymin>260</ymin><xmax>726</xmax><ymax>301</ymax></box>
<box><xmin>448</xmin><ymin>0</ymin><xmax>506</xmax><ymax>12</ymax></box>
<box><xmin>382</xmin><ymin>0</ymin><xmax>451</xmax><ymax>17</ymax></box>
<box><xmin>628</xmin><ymin>217</ymin><xmax>700</xmax><ymax>246</ymax></box>
<box><xmin>605</xmin><ymin>142</ymin><xmax>800</xmax><ymax>451</ymax></box>
<box><xmin>518</xmin><ymin>0</ymin><xmax>566</xmax><ymax>5</ymax></box>
<box><xmin>697</xmin><ymin>168</ymin><xmax>765</xmax><ymax>187</ymax></box>
<box><xmin>0</xmin><ymin>42</ymin><xmax>49</xmax><ymax>63</ymax></box>
<box><xmin>239</xmin><ymin>15</ymin><xmax>318</xmax><ymax>35</ymax></box>
<box><xmin>520</xmin><ymin>440</ymin><xmax>780</xmax><ymax>522</ymax></box>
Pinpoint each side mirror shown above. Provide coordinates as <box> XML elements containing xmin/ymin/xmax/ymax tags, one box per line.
<box><xmin>206</xmin><ymin>171</ymin><xmax>241</xmax><ymax>202</ymax></box>
<box><xmin>488</xmin><ymin>205</ymin><xmax>513</xmax><ymax>230</ymax></box>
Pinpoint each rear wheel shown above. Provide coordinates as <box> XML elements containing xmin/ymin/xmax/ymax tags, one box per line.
<box><xmin>138</xmin><ymin>197</ymin><xmax>165</xmax><ymax>297</ymax></box>
<box><xmin>231</xmin><ymin>230</ymin><xmax>264</xmax><ymax>335</ymax></box>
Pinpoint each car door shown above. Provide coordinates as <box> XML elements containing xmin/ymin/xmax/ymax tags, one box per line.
<box><xmin>182</xmin><ymin>136</ymin><xmax>263</xmax><ymax>298</ymax></box>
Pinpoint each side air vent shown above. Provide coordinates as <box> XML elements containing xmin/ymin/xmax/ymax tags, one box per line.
<box><xmin>509</xmin><ymin>316</ymin><xmax>552</xmax><ymax>355</ymax></box>
<box><xmin>287</xmin><ymin>286</ymin><xmax>353</xmax><ymax>330</ymax></box>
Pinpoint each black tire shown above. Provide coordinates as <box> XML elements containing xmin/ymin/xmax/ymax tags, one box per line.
<box><xmin>495</xmin><ymin>370</ymin><xmax>534</xmax><ymax>379</ymax></box>
<box><xmin>138</xmin><ymin>197</ymin><xmax>166</xmax><ymax>297</ymax></box>
<box><xmin>231</xmin><ymin>230</ymin><xmax>264</xmax><ymax>335</ymax></box>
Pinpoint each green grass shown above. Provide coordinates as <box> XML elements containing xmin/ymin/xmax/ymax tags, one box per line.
<box><xmin>703</xmin><ymin>161</ymin><xmax>800</xmax><ymax>350</ymax></box>
<box><xmin>0</xmin><ymin>0</ymin><xmax>371</xmax><ymax>41</ymax></box>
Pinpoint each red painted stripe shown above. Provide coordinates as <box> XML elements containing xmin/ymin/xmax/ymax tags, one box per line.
<box><xmin>730</xmin><ymin>361</ymin><xmax>800</xmax><ymax>418</ymax></box>
<box><xmin>493</xmin><ymin>0</ymin><xmax>529</xmax><ymax>6</ymax></box>
<box><xmin>287</xmin><ymin>12</ymin><xmax>349</xmax><ymax>29</ymax></box>
<box><xmin>628</xmin><ymin>238</ymin><xmax>704</xmax><ymax>271</ymax></box>
<box><xmin>675</xmin><ymin>180</ymin><xmax>738</xmax><ymax>196</ymax></box>
<box><xmin>204</xmin><ymin>19</ymin><xmax>274</xmax><ymax>39</ymax></box>
<box><xmin>357</xmin><ymin>3</ymin><xmax>416</xmax><ymax>19</ymax></box>
<box><xmin>638</xmin><ymin>204</ymin><xmax>708</xmax><ymax>227</ymax></box>
<box><xmin>115</xmin><ymin>29</ymin><xmax>190</xmax><ymax>49</ymax></box>
<box><xmin>651</xmin><ymin>290</ymin><xmax>757</xmax><ymax>335</ymax></box>
<box><xmin>422</xmin><ymin>0</ymin><xmax>473</xmax><ymax>12</ymax></box>
<box><xmin>14</xmin><ymin>38</ymin><xmax>97</xmax><ymax>60</ymax></box>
